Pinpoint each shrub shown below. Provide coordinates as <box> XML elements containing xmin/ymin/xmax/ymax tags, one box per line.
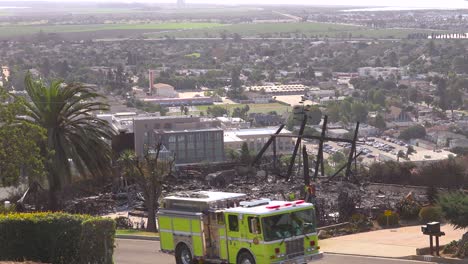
<box><xmin>419</xmin><ymin>206</ymin><xmax>443</xmax><ymax>223</ymax></box>
<box><xmin>350</xmin><ymin>213</ymin><xmax>372</xmax><ymax>230</ymax></box>
<box><xmin>396</xmin><ymin>199</ymin><xmax>421</xmax><ymax>220</ymax></box>
<box><xmin>443</xmin><ymin>240</ymin><xmax>459</xmax><ymax>254</ymax></box>
<box><xmin>79</xmin><ymin>218</ymin><xmax>115</xmax><ymax>264</ymax></box>
<box><xmin>0</xmin><ymin>212</ymin><xmax>115</xmax><ymax>264</ymax></box>
<box><xmin>377</xmin><ymin>211</ymin><xmax>400</xmax><ymax>227</ymax></box>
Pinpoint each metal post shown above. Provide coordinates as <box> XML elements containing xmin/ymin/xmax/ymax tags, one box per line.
<box><xmin>429</xmin><ymin>235</ymin><xmax>434</xmax><ymax>255</ymax></box>
<box><xmin>436</xmin><ymin>236</ymin><xmax>440</xmax><ymax>256</ymax></box>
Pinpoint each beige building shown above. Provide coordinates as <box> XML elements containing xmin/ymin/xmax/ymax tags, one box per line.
<box><xmin>152</xmin><ymin>83</ymin><xmax>178</xmax><ymax>98</ymax></box>
<box><xmin>224</xmin><ymin>127</ymin><xmax>294</xmax><ymax>155</ymax></box>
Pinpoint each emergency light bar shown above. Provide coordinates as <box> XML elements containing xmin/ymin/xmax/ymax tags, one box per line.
<box><xmin>266</xmin><ymin>200</ymin><xmax>306</xmax><ymax>210</ymax></box>
<box><xmin>240</xmin><ymin>198</ymin><xmax>271</xmax><ymax>208</ymax></box>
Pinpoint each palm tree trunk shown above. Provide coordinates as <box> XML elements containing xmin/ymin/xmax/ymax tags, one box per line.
<box><xmin>47</xmin><ymin>173</ymin><xmax>59</xmax><ymax>211</ymax></box>
<box><xmin>46</xmin><ymin>129</ymin><xmax>60</xmax><ymax>211</ymax></box>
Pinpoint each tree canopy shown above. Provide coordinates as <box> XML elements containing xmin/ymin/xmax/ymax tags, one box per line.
<box><xmin>0</xmin><ymin>86</ymin><xmax>46</xmax><ymax>186</ymax></box>
<box><xmin>399</xmin><ymin>125</ymin><xmax>426</xmax><ymax>140</ymax></box>
<box><xmin>438</xmin><ymin>191</ymin><xmax>468</xmax><ymax>230</ymax></box>
<box><xmin>21</xmin><ymin>74</ymin><xmax>115</xmax><ymax>209</ymax></box>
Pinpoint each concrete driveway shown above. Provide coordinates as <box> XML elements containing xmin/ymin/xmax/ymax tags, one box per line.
<box><xmin>320</xmin><ymin>224</ymin><xmax>466</xmax><ymax>258</ymax></box>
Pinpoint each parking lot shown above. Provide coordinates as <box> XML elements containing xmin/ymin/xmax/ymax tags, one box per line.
<box><xmin>304</xmin><ymin>136</ymin><xmax>454</xmax><ymax>166</ymax></box>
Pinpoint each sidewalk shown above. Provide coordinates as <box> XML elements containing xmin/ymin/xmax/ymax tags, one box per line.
<box><xmin>320</xmin><ymin>224</ymin><xmax>466</xmax><ymax>258</ymax></box>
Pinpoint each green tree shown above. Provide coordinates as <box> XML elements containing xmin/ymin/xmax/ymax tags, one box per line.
<box><xmin>331</xmin><ymin>151</ymin><xmax>346</xmax><ymax>165</ymax></box>
<box><xmin>305</xmin><ymin>105</ymin><xmax>322</xmax><ymax>125</ymax></box>
<box><xmin>21</xmin><ymin>74</ymin><xmax>114</xmax><ymax>210</ymax></box>
<box><xmin>438</xmin><ymin>191</ymin><xmax>468</xmax><ymax>257</ymax></box>
<box><xmin>351</xmin><ymin>102</ymin><xmax>368</xmax><ymax>123</ymax></box>
<box><xmin>373</xmin><ymin>114</ymin><xmax>387</xmax><ymax>130</ymax></box>
<box><xmin>397</xmin><ymin>150</ymin><xmax>406</xmax><ymax>162</ymax></box>
<box><xmin>0</xmin><ymin>86</ymin><xmax>46</xmax><ymax>186</ymax></box>
<box><xmin>406</xmin><ymin>146</ymin><xmax>416</xmax><ymax>158</ymax></box>
<box><xmin>118</xmin><ymin>144</ymin><xmax>173</xmax><ymax>232</ymax></box>
<box><xmin>232</xmin><ymin>105</ymin><xmax>249</xmax><ymax>119</ymax></box>
<box><xmin>372</xmin><ymin>89</ymin><xmax>386</xmax><ymax>107</ymax></box>
<box><xmin>399</xmin><ymin>125</ymin><xmax>426</xmax><ymax>141</ymax></box>
<box><xmin>387</xmin><ymin>51</ymin><xmax>398</xmax><ymax>67</ymax></box>
<box><xmin>207</xmin><ymin>105</ymin><xmax>228</xmax><ymax>117</ymax></box>
<box><xmin>230</xmin><ymin>67</ymin><xmax>241</xmax><ymax>88</ymax></box>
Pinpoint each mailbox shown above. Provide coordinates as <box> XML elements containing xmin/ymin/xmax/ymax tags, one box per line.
<box><xmin>426</xmin><ymin>222</ymin><xmax>441</xmax><ymax>234</ymax></box>
<box><xmin>421</xmin><ymin>225</ymin><xmax>427</xmax><ymax>234</ymax></box>
<box><xmin>421</xmin><ymin>221</ymin><xmax>445</xmax><ymax>256</ymax></box>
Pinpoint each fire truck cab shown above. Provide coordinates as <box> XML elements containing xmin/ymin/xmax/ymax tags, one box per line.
<box><xmin>158</xmin><ymin>191</ymin><xmax>323</xmax><ymax>264</ymax></box>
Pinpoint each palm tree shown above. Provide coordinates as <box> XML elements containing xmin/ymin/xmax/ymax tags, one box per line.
<box><xmin>20</xmin><ymin>74</ymin><xmax>114</xmax><ymax>210</ymax></box>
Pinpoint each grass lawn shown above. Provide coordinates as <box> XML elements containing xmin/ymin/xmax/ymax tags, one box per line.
<box><xmin>116</xmin><ymin>229</ymin><xmax>159</xmax><ymax>237</ymax></box>
<box><xmin>0</xmin><ymin>22</ymin><xmax>224</xmax><ymax>38</ymax></box>
<box><xmin>196</xmin><ymin>103</ymin><xmax>291</xmax><ymax>115</ymax></box>
<box><xmin>150</xmin><ymin>21</ymin><xmax>445</xmax><ymax>39</ymax></box>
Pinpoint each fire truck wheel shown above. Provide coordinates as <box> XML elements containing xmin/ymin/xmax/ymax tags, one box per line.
<box><xmin>175</xmin><ymin>243</ymin><xmax>193</xmax><ymax>264</ymax></box>
<box><xmin>237</xmin><ymin>251</ymin><xmax>256</xmax><ymax>264</ymax></box>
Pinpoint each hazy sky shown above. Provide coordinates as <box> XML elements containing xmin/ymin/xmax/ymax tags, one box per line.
<box><xmin>5</xmin><ymin>0</ymin><xmax>468</xmax><ymax>8</ymax></box>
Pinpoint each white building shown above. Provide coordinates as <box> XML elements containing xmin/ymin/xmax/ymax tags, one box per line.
<box><xmin>358</xmin><ymin>67</ymin><xmax>405</xmax><ymax>79</ymax></box>
<box><xmin>216</xmin><ymin>117</ymin><xmax>250</xmax><ymax>130</ymax></box>
<box><xmin>247</xmin><ymin>84</ymin><xmax>309</xmax><ymax>95</ymax></box>
<box><xmin>224</xmin><ymin>127</ymin><xmax>294</xmax><ymax>154</ymax></box>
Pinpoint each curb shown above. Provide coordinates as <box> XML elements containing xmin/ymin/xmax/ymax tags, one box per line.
<box><xmin>323</xmin><ymin>252</ymin><xmax>411</xmax><ymax>260</ymax></box>
<box><xmin>404</xmin><ymin>255</ymin><xmax>467</xmax><ymax>264</ymax></box>
<box><xmin>115</xmin><ymin>234</ymin><xmax>160</xmax><ymax>241</ymax></box>
<box><xmin>325</xmin><ymin>252</ymin><xmax>467</xmax><ymax>263</ymax></box>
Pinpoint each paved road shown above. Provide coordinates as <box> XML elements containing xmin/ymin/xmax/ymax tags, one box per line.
<box><xmin>114</xmin><ymin>239</ymin><xmax>433</xmax><ymax>264</ymax></box>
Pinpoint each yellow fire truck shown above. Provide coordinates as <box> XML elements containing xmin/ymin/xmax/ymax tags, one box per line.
<box><xmin>158</xmin><ymin>191</ymin><xmax>323</xmax><ymax>264</ymax></box>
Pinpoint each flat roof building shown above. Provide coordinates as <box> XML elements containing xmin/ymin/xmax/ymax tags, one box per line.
<box><xmin>133</xmin><ymin>115</ymin><xmax>223</xmax><ymax>164</ymax></box>
<box><xmin>247</xmin><ymin>84</ymin><xmax>309</xmax><ymax>95</ymax></box>
<box><xmin>224</xmin><ymin>127</ymin><xmax>294</xmax><ymax>155</ymax></box>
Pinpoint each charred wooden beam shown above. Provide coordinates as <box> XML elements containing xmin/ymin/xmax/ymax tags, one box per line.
<box><xmin>345</xmin><ymin>122</ymin><xmax>360</xmax><ymax>181</ymax></box>
<box><xmin>313</xmin><ymin>115</ymin><xmax>328</xmax><ymax>180</ymax></box>
<box><xmin>251</xmin><ymin>124</ymin><xmax>284</xmax><ymax>166</ymax></box>
<box><xmin>287</xmin><ymin>114</ymin><xmax>307</xmax><ymax>181</ymax></box>
<box><xmin>302</xmin><ymin>145</ymin><xmax>310</xmax><ymax>186</ymax></box>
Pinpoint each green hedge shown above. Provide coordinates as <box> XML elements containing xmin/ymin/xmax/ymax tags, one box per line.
<box><xmin>0</xmin><ymin>212</ymin><xmax>115</xmax><ymax>264</ymax></box>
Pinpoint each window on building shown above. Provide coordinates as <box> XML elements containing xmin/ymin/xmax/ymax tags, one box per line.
<box><xmin>154</xmin><ymin>123</ymin><xmax>161</xmax><ymax>129</ymax></box>
<box><xmin>228</xmin><ymin>215</ymin><xmax>239</xmax><ymax>232</ymax></box>
<box><xmin>164</xmin><ymin>123</ymin><xmax>172</xmax><ymax>129</ymax></box>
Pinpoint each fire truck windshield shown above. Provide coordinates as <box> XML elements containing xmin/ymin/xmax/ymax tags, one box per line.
<box><xmin>261</xmin><ymin>209</ymin><xmax>316</xmax><ymax>242</ymax></box>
